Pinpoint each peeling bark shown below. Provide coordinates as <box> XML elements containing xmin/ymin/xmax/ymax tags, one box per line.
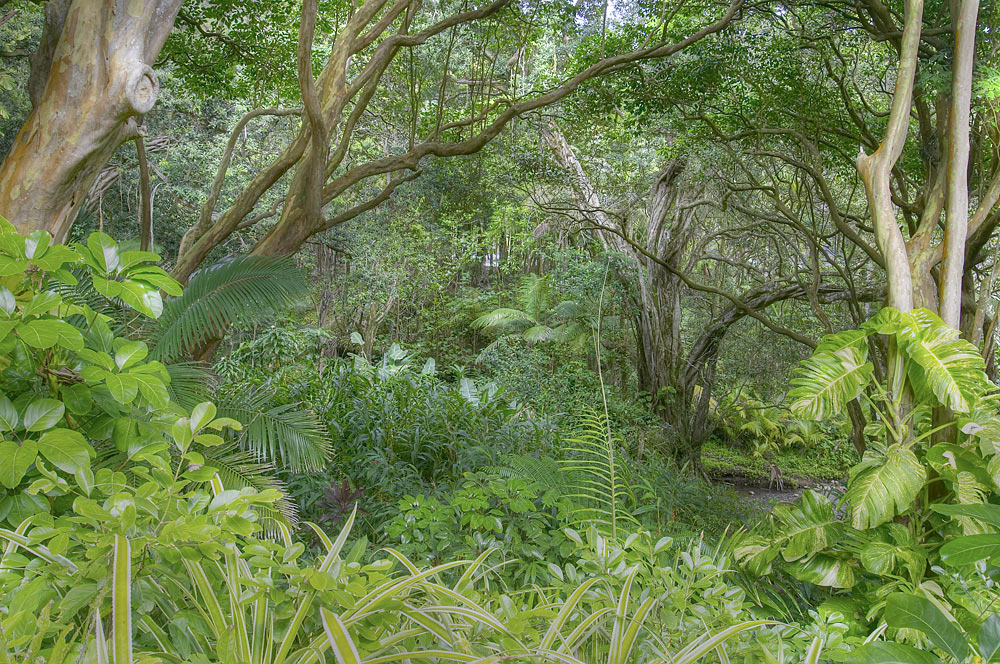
<box><xmin>0</xmin><ymin>0</ymin><xmax>182</xmax><ymax>240</ymax></box>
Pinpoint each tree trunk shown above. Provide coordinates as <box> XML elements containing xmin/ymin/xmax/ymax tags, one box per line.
<box><xmin>0</xmin><ymin>0</ymin><xmax>182</xmax><ymax>239</ymax></box>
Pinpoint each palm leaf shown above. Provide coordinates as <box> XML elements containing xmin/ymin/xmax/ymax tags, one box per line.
<box><xmin>150</xmin><ymin>256</ymin><xmax>308</xmax><ymax>362</ymax></box>
<box><xmin>519</xmin><ymin>273</ymin><xmax>551</xmax><ymax>321</ymax></box>
<box><xmin>217</xmin><ymin>386</ymin><xmax>332</xmax><ymax>472</ymax></box>
<box><xmin>164</xmin><ymin>361</ymin><xmax>215</xmax><ymax>411</ymax></box>
<box><xmin>470</xmin><ymin>308</ymin><xmax>535</xmax><ymax>330</ymax></box>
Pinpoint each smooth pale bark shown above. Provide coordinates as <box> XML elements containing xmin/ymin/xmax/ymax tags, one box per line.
<box><xmin>856</xmin><ymin>0</ymin><xmax>923</xmax><ymax>313</ymax></box>
<box><xmin>938</xmin><ymin>0</ymin><xmax>980</xmax><ymax>328</ymax></box>
<box><xmin>0</xmin><ymin>0</ymin><xmax>182</xmax><ymax>240</ymax></box>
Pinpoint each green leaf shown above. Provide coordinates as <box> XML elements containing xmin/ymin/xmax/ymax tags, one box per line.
<box><xmin>0</xmin><ymin>287</ymin><xmax>14</xmax><ymax>314</ymax></box>
<box><xmin>23</xmin><ymin>230</ymin><xmax>50</xmax><ymax>260</ymax></box>
<box><xmin>111</xmin><ymin>535</ymin><xmax>132</xmax><ymax>664</ymax></box>
<box><xmin>815</xmin><ymin>328</ymin><xmax>871</xmax><ymax>354</ymax></box>
<box><xmin>125</xmin><ymin>266</ymin><xmax>183</xmax><ymax>296</ymax></box>
<box><xmin>36</xmin><ymin>428</ymin><xmax>92</xmax><ymax>474</ymax></box>
<box><xmin>61</xmin><ymin>384</ymin><xmax>93</xmax><ymax>415</ymax></box>
<box><xmin>320</xmin><ymin>608</ymin><xmax>362</xmax><ymax>664</ymax></box>
<box><xmin>0</xmin><ymin>440</ymin><xmax>37</xmax><ymax>489</ymax></box>
<box><xmin>787</xmin><ymin>346</ymin><xmax>873</xmax><ymax>420</ymax></box>
<box><xmin>119</xmin><ymin>280</ymin><xmax>163</xmax><ymax>318</ymax></box>
<box><xmin>845</xmin><ymin>446</ymin><xmax>925</xmax><ymax>529</ymax></box>
<box><xmin>117</xmin><ymin>250</ymin><xmax>161</xmax><ymax>270</ymax></box>
<box><xmin>861</xmin><ymin>307</ymin><xmax>907</xmax><ymax>335</ymax></box>
<box><xmin>104</xmin><ymin>373</ymin><xmax>139</xmax><ymax>405</ymax></box>
<box><xmin>87</xmin><ymin>232</ymin><xmax>119</xmax><ymax>273</ymax></box>
<box><xmin>190</xmin><ymin>402</ymin><xmax>217</xmax><ymax>431</ymax></box>
<box><xmin>901</xmin><ymin>309</ymin><xmax>988</xmax><ymax>412</ymax></box>
<box><xmin>16</xmin><ymin>319</ymin><xmax>60</xmax><ymax>348</ymax></box>
<box><xmin>114</xmin><ymin>340</ymin><xmax>148</xmax><ymax>370</ymax></box>
<box><xmin>0</xmin><ymin>395</ymin><xmax>18</xmax><ymax>430</ymax></box>
<box><xmin>16</xmin><ymin>319</ymin><xmax>82</xmax><ymax>350</ymax></box>
<box><xmin>931</xmin><ymin>503</ymin><xmax>1000</xmax><ymax>529</ymax></box>
<box><xmin>844</xmin><ymin>642</ymin><xmax>941</xmax><ymax>664</ymax></box>
<box><xmin>785</xmin><ymin>553</ymin><xmax>857</xmax><ymax>588</ymax></box>
<box><xmin>885</xmin><ymin>593</ymin><xmax>969</xmax><ymax>662</ymax></box>
<box><xmin>980</xmin><ymin>614</ymin><xmax>1000</xmax><ymax>662</ymax></box>
<box><xmin>131</xmin><ymin>372</ymin><xmax>169</xmax><ymax>409</ymax></box>
<box><xmin>21</xmin><ymin>291</ymin><xmax>61</xmax><ymax>317</ymax></box>
<box><xmin>30</xmin><ymin>244</ymin><xmax>79</xmax><ymax>272</ymax></box>
<box><xmin>772</xmin><ymin>490</ymin><xmax>842</xmax><ymax>562</ymax></box>
<box><xmin>940</xmin><ymin>534</ymin><xmax>1000</xmax><ymax>566</ymax></box>
<box><xmin>0</xmin><ymin>256</ymin><xmax>26</xmax><ymax>276</ymax></box>
<box><xmin>22</xmin><ymin>398</ymin><xmax>65</xmax><ymax>432</ymax></box>
<box><xmin>860</xmin><ymin>541</ymin><xmax>900</xmax><ymax>575</ymax></box>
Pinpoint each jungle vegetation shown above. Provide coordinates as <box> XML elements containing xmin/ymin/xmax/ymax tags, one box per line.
<box><xmin>0</xmin><ymin>0</ymin><xmax>998</xmax><ymax>660</ymax></box>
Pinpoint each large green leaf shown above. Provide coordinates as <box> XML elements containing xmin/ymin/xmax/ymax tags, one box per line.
<box><xmin>940</xmin><ymin>534</ymin><xmax>1000</xmax><ymax>566</ymax></box>
<box><xmin>787</xmin><ymin>345</ymin><xmax>873</xmax><ymax>420</ymax></box>
<box><xmin>845</xmin><ymin>446</ymin><xmax>925</xmax><ymax>529</ymax></box>
<box><xmin>785</xmin><ymin>553</ymin><xmax>857</xmax><ymax>588</ymax></box>
<box><xmin>0</xmin><ymin>440</ymin><xmax>36</xmax><ymax>489</ymax></box>
<box><xmin>931</xmin><ymin>503</ymin><xmax>1000</xmax><ymax>529</ymax></box>
<box><xmin>844</xmin><ymin>642</ymin><xmax>941</xmax><ymax>664</ymax></box>
<box><xmin>772</xmin><ymin>490</ymin><xmax>842</xmax><ymax>562</ymax></box>
<box><xmin>36</xmin><ymin>428</ymin><xmax>92</xmax><ymax>475</ymax></box>
<box><xmin>980</xmin><ymin>614</ymin><xmax>1000</xmax><ymax>662</ymax></box>
<box><xmin>901</xmin><ymin>309</ymin><xmax>988</xmax><ymax>412</ymax></box>
<box><xmin>815</xmin><ymin>328</ymin><xmax>871</xmax><ymax>354</ymax></box>
<box><xmin>885</xmin><ymin>593</ymin><xmax>969</xmax><ymax>662</ymax></box>
<box><xmin>22</xmin><ymin>398</ymin><xmax>65</xmax><ymax>432</ymax></box>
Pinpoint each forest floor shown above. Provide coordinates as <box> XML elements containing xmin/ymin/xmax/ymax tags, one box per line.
<box><xmin>715</xmin><ymin>474</ymin><xmax>845</xmax><ymax>509</ymax></box>
<box><xmin>703</xmin><ymin>439</ymin><xmax>853</xmax><ymax>509</ymax></box>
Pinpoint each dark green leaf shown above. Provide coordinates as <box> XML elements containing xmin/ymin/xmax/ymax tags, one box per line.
<box><xmin>885</xmin><ymin>593</ymin><xmax>969</xmax><ymax>661</ymax></box>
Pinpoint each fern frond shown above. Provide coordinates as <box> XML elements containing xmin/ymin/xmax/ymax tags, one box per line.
<box><xmin>150</xmin><ymin>256</ymin><xmax>308</xmax><ymax>362</ymax></box>
<box><xmin>487</xmin><ymin>454</ymin><xmax>567</xmax><ymax>491</ymax></box>
<box><xmin>560</xmin><ymin>410</ymin><xmax>638</xmax><ymax>538</ymax></box>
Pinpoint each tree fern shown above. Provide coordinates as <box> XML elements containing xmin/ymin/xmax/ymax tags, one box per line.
<box><xmin>561</xmin><ymin>410</ymin><xmax>637</xmax><ymax>539</ymax></box>
<box><xmin>150</xmin><ymin>256</ymin><xmax>309</xmax><ymax>362</ymax></box>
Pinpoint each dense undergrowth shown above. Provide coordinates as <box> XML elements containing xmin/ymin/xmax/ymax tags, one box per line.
<box><xmin>3</xmin><ymin>226</ymin><xmax>1000</xmax><ymax>663</ymax></box>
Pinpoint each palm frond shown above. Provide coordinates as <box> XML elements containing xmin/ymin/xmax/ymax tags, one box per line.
<box><xmin>470</xmin><ymin>308</ymin><xmax>535</xmax><ymax>330</ymax></box>
<box><xmin>217</xmin><ymin>386</ymin><xmax>332</xmax><ymax>472</ymax></box>
<box><xmin>523</xmin><ymin>324</ymin><xmax>556</xmax><ymax>343</ymax></box>
<box><xmin>519</xmin><ymin>274</ymin><xmax>551</xmax><ymax>321</ymax></box>
<box><xmin>165</xmin><ymin>361</ymin><xmax>215</xmax><ymax>411</ymax></box>
<box><xmin>150</xmin><ymin>256</ymin><xmax>308</xmax><ymax>362</ymax></box>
